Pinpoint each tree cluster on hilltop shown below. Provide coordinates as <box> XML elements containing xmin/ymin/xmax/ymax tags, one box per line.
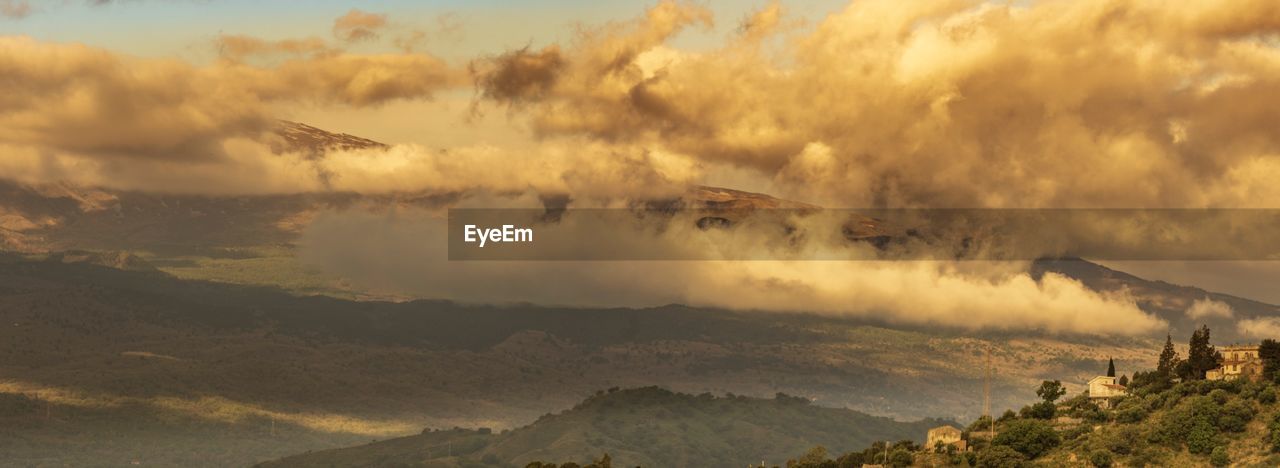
<box><xmin>771</xmin><ymin>327</ymin><xmax>1280</xmax><ymax>468</ymax></box>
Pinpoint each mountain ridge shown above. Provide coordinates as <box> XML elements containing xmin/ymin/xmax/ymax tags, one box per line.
<box><xmin>256</xmin><ymin>386</ymin><xmax>955</xmax><ymax>468</ymax></box>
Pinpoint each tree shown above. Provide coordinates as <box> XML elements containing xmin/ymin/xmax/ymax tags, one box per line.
<box><xmin>1107</xmin><ymin>357</ymin><xmax>1116</xmax><ymax>377</ymax></box>
<box><xmin>1209</xmin><ymin>446</ymin><xmax>1229</xmax><ymax>467</ymax></box>
<box><xmin>1022</xmin><ymin>401</ymin><xmax>1056</xmax><ymax>420</ymax></box>
<box><xmin>993</xmin><ymin>419</ymin><xmax>1060</xmax><ymax>459</ymax></box>
<box><xmin>590</xmin><ymin>453</ymin><xmax>612</xmax><ymax>468</ymax></box>
<box><xmin>887</xmin><ymin>449</ymin><xmax>912</xmax><ymax>468</ymax></box>
<box><xmin>1118</xmin><ymin>374</ymin><xmax>1129</xmax><ymax>386</ymax></box>
<box><xmin>1036</xmin><ymin>380</ymin><xmax>1067</xmax><ymax>403</ymax></box>
<box><xmin>797</xmin><ymin>446</ymin><xmax>829</xmax><ymax>466</ymax></box>
<box><xmin>976</xmin><ymin>446</ymin><xmax>1027</xmax><ymax>468</ymax></box>
<box><xmin>1260</xmin><ymin>339</ymin><xmax>1280</xmax><ymax>380</ymax></box>
<box><xmin>1158</xmin><ymin>334</ymin><xmax>1180</xmax><ymax>375</ymax></box>
<box><xmin>1089</xmin><ymin>449</ymin><xmax>1113</xmax><ymax>468</ymax></box>
<box><xmin>1185</xmin><ymin>325</ymin><xmax>1223</xmax><ymax>380</ymax></box>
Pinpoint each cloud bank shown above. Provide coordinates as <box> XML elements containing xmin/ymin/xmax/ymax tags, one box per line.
<box><xmin>5</xmin><ymin>1</ymin><xmax>1278</xmax><ymax>336</ymax></box>
<box><xmin>470</xmin><ymin>0</ymin><xmax>1280</xmax><ymax>208</ymax></box>
<box><xmin>2</xmin><ymin>0</ymin><xmax>1279</xmax><ymax>208</ymax></box>
<box><xmin>299</xmin><ymin>206</ymin><xmax>1166</xmax><ymax>336</ymax></box>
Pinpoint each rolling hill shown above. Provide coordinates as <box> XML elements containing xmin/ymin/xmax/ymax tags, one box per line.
<box><xmin>257</xmin><ymin>386</ymin><xmax>952</xmax><ymax>468</ymax></box>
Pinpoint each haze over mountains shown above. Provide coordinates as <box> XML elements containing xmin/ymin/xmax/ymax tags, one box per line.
<box><xmin>4</xmin><ymin>1</ymin><xmax>1280</xmax><ymax>465</ymax></box>
<box><xmin>1</xmin><ymin>122</ymin><xmax>1277</xmax><ymax>466</ymax></box>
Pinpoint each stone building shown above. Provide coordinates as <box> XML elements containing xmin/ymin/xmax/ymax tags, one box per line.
<box><xmin>926</xmin><ymin>425</ymin><xmax>966</xmax><ymax>452</ymax></box>
<box><xmin>1208</xmin><ymin>345</ymin><xmax>1264</xmax><ymax>382</ymax></box>
<box><xmin>1088</xmin><ymin>376</ymin><xmax>1126</xmax><ymax>409</ymax></box>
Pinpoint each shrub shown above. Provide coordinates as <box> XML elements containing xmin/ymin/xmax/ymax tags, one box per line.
<box><xmin>1217</xmin><ymin>399</ymin><xmax>1253</xmax><ymax>432</ymax></box>
<box><xmin>1209</xmin><ymin>389</ymin><xmax>1229</xmax><ymax>405</ymax></box>
<box><xmin>993</xmin><ymin>419</ymin><xmax>1061</xmax><ymax>459</ymax></box>
<box><xmin>887</xmin><ymin>449</ymin><xmax>912</xmax><ymax>468</ymax></box>
<box><xmin>976</xmin><ymin>446</ymin><xmax>1026</xmax><ymax>468</ymax></box>
<box><xmin>998</xmin><ymin>409</ymin><xmax>1018</xmax><ymax>422</ymax></box>
<box><xmin>1260</xmin><ymin>387</ymin><xmax>1278</xmax><ymax>404</ymax></box>
<box><xmin>1268</xmin><ymin>413</ymin><xmax>1280</xmax><ymax>452</ymax></box>
<box><xmin>1060</xmin><ymin>425</ymin><xmax>1090</xmax><ymax>441</ymax></box>
<box><xmin>1128</xmin><ymin>447</ymin><xmax>1163</xmax><ymax>468</ymax></box>
<box><xmin>1089</xmin><ymin>449</ymin><xmax>1113</xmax><ymax>468</ymax></box>
<box><xmin>1100</xmin><ymin>425</ymin><xmax>1140</xmax><ymax>455</ymax></box>
<box><xmin>1186</xmin><ymin>419</ymin><xmax>1219</xmax><ymax>455</ymax></box>
<box><xmin>1114</xmin><ymin>405</ymin><xmax>1147</xmax><ymax>423</ymax></box>
<box><xmin>1209</xmin><ymin>446</ymin><xmax>1229</xmax><ymax>467</ymax></box>
<box><xmin>1022</xmin><ymin>401</ymin><xmax>1055</xmax><ymax>420</ymax></box>
<box><xmin>1082</xmin><ymin>407</ymin><xmax>1108</xmax><ymax>424</ymax></box>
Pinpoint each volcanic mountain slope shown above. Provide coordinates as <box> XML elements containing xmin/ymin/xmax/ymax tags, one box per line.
<box><xmin>1033</xmin><ymin>258</ymin><xmax>1280</xmax><ymax>343</ymax></box>
<box><xmin>0</xmin><ymin>131</ymin><xmax>817</xmax><ymax>260</ymax></box>
<box><xmin>0</xmin><ymin>253</ymin><xmax>1164</xmax><ymax>466</ymax></box>
<box><xmin>271</xmin><ymin>120</ymin><xmax>388</xmax><ymax>157</ymax></box>
<box><xmin>257</xmin><ymin>387</ymin><xmax>953</xmax><ymax>468</ymax></box>
<box><xmin>1</xmin><ymin>122</ymin><xmax>1277</xmax><ymax>465</ymax></box>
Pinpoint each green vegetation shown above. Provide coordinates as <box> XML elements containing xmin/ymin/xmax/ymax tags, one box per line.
<box><xmin>773</xmin><ymin>325</ymin><xmax>1280</xmax><ymax>467</ymax></box>
<box><xmin>261</xmin><ymin>387</ymin><xmax>949</xmax><ymax>468</ymax></box>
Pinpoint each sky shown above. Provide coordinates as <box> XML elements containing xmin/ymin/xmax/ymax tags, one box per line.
<box><xmin>1</xmin><ymin>0</ymin><xmax>843</xmax><ymax>147</ymax></box>
<box><xmin>2</xmin><ymin>0</ymin><xmax>845</xmax><ymax>60</ymax></box>
<box><xmin>3</xmin><ymin>0</ymin><xmax>1280</xmax><ymax>336</ymax></box>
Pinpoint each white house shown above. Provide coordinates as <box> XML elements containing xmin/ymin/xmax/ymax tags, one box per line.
<box><xmin>1088</xmin><ymin>376</ymin><xmax>1126</xmax><ymax>409</ymax></box>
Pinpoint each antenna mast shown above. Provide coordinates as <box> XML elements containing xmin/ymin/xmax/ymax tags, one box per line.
<box><xmin>984</xmin><ymin>346</ymin><xmax>994</xmax><ymax>436</ymax></box>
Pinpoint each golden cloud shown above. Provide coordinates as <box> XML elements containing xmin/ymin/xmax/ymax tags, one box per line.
<box><xmin>472</xmin><ymin>0</ymin><xmax>1280</xmax><ymax>208</ymax></box>
<box><xmin>333</xmin><ymin>9</ymin><xmax>389</xmax><ymax>42</ymax></box>
<box><xmin>0</xmin><ymin>35</ymin><xmax>458</xmax><ymax>162</ymax></box>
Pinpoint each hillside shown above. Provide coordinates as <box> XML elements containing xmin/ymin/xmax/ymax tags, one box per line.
<box><xmin>258</xmin><ymin>387</ymin><xmax>951</xmax><ymax>468</ymax></box>
<box><xmin>1033</xmin><ymin>259</ymin><xmax>1280</xmax><ymax>343</ymax></box>
<box><xmin>2</xmin><ymin>123</ymin><xmax>1278</xmax><ymax>466</ymax></box>
<box><xmin>762</xmin><ymin>335</ymin><xmax>1280</xmax><ymax>468</ymax></box>
<box><xmin>0</xmin><ymin>253</ymin><xmax>1164</xmax><ymax>466</ymax></box>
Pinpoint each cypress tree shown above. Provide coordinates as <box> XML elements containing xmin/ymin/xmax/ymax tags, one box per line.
<box><xmin>1157</xmin><ymin>334</ymin><xmax>1179</xmax><ymax>375</ymax></box>
<box><xmin>1259</xmin><ymin>339</ymin><xmax>1280</xmax><ymax>380</ymax></box>
<box><xmin>1187</xmin><ymin>325</ymin><xmax>1223</xmax><ymax>380</ymax></box>
<box><xmin>1106</xmin><ymin>357</ymin><xmax>1116</xmax><ymax>377</ymax></box>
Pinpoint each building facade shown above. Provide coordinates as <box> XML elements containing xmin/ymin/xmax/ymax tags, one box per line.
<box><xmin>925</xmin><ymin>425</ymin><xmax>966</xmax><ymax>452</ymax></box>
<box><xmin>1208</xmin><ymin>345</ymin><xmax>1263</xmax><ymax>382</ymax></box>
<box><xmin>1088</xmin><ymin>376</ymin><xmax>1126</xmax><ymax>409</ymax></box>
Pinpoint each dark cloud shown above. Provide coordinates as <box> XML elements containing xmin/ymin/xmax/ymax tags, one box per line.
<box><xmin>470</xmin><ymin>45</ymin><xmax>565</xmax><ymax>106</ymax></box>
<box><xmin>332</xmin><ymin>9</ymin><xmax>388</xmax><ymax>42</ymax></box>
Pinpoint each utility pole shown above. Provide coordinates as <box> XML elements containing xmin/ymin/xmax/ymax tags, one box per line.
<box><xmin>986</xmin><ymin>346</ymin><xmax>995</xmax><ymax>437</ymax></box>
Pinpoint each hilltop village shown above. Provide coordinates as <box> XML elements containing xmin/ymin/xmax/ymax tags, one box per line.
<box><xmin>526</xmin><ymin>326</ymin><xmax>1280</xmax><ymax>468</ymax></box>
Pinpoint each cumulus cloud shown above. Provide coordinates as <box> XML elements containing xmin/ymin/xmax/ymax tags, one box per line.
<box><xmin>0</xmin><ymin>36</ymin><xmax>270</xmax><ymax>160</ymax></box>
<box><xmin>472</xmin><ymin>0</ymin><xmax>1280</xmax><ymax>208</ymax></box>
<box><xmin>8</xmin><ymin>0</ymin><xmax>1280</xmax><ymax>208</ymax></box>
<box><xmin>333</xmin><ymin>9</ymin><xmax>388</xmax><ymax>42</ymax></box>
<box><xmin>1238</xmin><ymin>317</ymin><xmax>1280</xmax><ymax>339</ymax></box>
<box><xmin>1186</xmin><ymin>297</ymin><xmax>1235</xmax><ymax>319</ymax></box>
<box><xmin>0</xmin><ymin>36</ymin><xmax>457</xmax><ymax>162</ymax></box>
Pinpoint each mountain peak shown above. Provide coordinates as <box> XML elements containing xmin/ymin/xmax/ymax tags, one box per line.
<box><xmin>271</xmin><ymin>120</ymin><xmax>388</xmax><ymax>157</ymax></box>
